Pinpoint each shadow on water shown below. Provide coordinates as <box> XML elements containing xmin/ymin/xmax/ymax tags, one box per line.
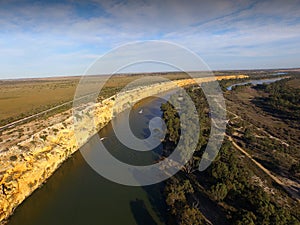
<box><xmin>142</xmin><ymin>184</ymin><xmax>168</xmax><ymax>223</ymax></box>
<box><xmin>130</xmin><ymin>199</ymin><xmax>158</xmax><ymax>225</ymax></box>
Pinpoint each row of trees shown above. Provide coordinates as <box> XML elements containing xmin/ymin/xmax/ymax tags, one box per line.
<box><xmin>161</xmin><ymin>85</ymin><xmax>299</xmax><ymax>225</ymax></box>
<box><xmin>161</xmin><ymin>87</ymin><xmax>211</xmax><ymax>224</ymax></box>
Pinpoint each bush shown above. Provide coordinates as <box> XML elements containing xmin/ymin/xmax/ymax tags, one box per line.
<box><xmin>9</xmin><ymin>155</ymin><xmax>17</xmax><ymax>161</ymax></box>
<box><xmin>210</xmin><ymin>183</ymin><xmax>228</xmax><ymax>201</ymax></box>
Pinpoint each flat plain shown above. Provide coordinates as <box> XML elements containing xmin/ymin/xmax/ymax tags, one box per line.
<box><xmin>0</xmin><ymin>72</ymin><xmax>192</xmax><ymax>126</ymax></box>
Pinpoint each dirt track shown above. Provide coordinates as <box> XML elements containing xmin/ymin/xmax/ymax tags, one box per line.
<box><xmin>227</xmin><ymin>135</ymin><xmax>300</xmax><ymax>202</ymax></box>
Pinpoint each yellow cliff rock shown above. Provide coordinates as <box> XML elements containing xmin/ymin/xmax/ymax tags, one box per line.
<box><xmin>0</xmin><ymin>75</ymin><xmax>247</xmax><ymax>224</ymax></box>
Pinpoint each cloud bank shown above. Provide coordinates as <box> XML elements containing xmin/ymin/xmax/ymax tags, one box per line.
<box><xmin>0</xmin><ymin>0</ymin><xmax>300</xmax><ymax>78</ymax></box>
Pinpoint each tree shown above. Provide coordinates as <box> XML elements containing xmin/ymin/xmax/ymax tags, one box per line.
<box><xmin>212</xmin><ymin>161</ymin><xmax>229</xmax><ymax>181</ymax></box>
<box><xmin>289</xmin><ymin>162</ymin><xmax>300</xmax><ymax>177</ymax></box>
<box><xmin>210</xmin><ymin>183</ymin><xmax>228</xmax><ymax>201</ymax></box>
<box><xmin>178</xmin><ymin>205</ymin><xmax>206</xmax><ymax>225</ymax></box>
<box><xmin>165</xmin><ymin>178</ymin><xmax>194</xmax><ymax>208</ymax></box>
<box><xmin>233</xmin><ymin>210</ymin><xmax>256</xmax><ymax>225</ymax></box>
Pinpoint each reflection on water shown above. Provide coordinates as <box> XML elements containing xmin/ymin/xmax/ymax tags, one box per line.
<box><xmin>7</xmin><ymin>96</ymin><xmax>169</xmax><ymax>225</ymax></box>
<box><xmin>271</xmin><ymin>72</ymin><xmax>287</xmax><ymax>76</ymax></box>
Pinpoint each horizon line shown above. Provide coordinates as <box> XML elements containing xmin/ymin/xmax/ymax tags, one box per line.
<box><xmin>1</xmin><ymin>67</ymin><xmax>299</xmax><ymax>81</ymax></box>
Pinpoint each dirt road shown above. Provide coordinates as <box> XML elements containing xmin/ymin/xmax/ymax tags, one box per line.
<box><xmin>227</xmin><ymin>135</ymin><xmax>300</xmax><ymax>202</ymax></box>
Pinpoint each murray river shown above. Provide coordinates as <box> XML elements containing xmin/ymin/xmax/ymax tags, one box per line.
<box><xmin>7</xmin><ymin>95</ymin><xmax>171</xmax><ymax>225</ymax></box>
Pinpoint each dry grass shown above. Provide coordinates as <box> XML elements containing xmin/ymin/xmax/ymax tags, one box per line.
<box><xmin>0</xmin><ymin>78</ymin><xmax>77</xmax><ymax>123</ymax></box>
<box><xmin>0</xmin><ymin>72</ymin><xmax>190</xmax><ymax>125</ymax></box>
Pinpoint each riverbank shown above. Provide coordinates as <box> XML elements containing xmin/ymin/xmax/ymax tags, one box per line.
<box><xmin>0</xmin><ymin>75</ymin><xmax>247</xmax><ymax>224</ymax></box>
<box><xmin>226</xmin><ymin>76</ymin><xmax>289</xmax><ymax>90</ymax></box>
<box><xmin>160</xmin><ymin>82</ymin><xmax>300</xmax><ymax>224</ymax></box>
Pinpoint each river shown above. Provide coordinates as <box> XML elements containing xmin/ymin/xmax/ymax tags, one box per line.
<box><xmin>7</xmin><ymin>96</ymin><xmax>171</xmax><ymax>225</ymax></box>
<box><xmin>227</xmin><ymin>77</ymin><xmax>286</xmax><ymax>91</ymax></box>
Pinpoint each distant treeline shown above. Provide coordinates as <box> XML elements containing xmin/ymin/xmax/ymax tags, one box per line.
<box><xmin>254</xmin><ymin>77</ymin><xmax>300</xmax><ymax>121</ymax></box>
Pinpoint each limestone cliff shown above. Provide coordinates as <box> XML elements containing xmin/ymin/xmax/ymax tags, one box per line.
<box><xmin>0</xmin><ymin>75</ymin><xmax>247</xmax><ymax>224</ymax></box>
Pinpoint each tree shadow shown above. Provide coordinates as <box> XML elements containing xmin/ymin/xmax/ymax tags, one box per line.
<box><xmin>250</xmin><ymin>97</ymin><xmax>294</xmax><ymax>121</ymax></box>
<box><xmin>130</xmin><ymin>169</ymin><xmax>168</xmax><ymax>224</ymax></box>
<box><xmin>253</xmin><ymin>157</ymin><xmax>281</xmax><ymax>174</ymax></box>
<box><xmin>142</xmin><ymin>184</ymin><xmax>167</xmax><ymax>223</ymax></box>
<box><xmin>130</xmin><ymin>199</ymin><xmax>158</xmax><ymax>225</ymax></box>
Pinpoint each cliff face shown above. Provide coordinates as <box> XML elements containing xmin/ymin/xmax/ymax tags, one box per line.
<box><xmin>0</xmin><ymin>75</ymin><xmax>247</xmax><ymax>224</ymax></box>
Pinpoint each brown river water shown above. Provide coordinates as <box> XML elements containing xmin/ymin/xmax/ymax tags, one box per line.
<box><xmin>7</xmin><ymin>96</ymin><xmax>171</xmax><ymax>225</ymax></box>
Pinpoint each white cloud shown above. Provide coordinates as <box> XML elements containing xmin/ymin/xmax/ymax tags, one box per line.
<box><xmin>0</xmin><ymin>0</ymin><xmax>299</xmax><ymax>78</ymax></box>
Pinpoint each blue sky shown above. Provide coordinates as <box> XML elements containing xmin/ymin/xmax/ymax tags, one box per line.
<box><xmin>0</xmin><ymin>0</ymin><xmax>300</xmax><ymax>78</ymax></box>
